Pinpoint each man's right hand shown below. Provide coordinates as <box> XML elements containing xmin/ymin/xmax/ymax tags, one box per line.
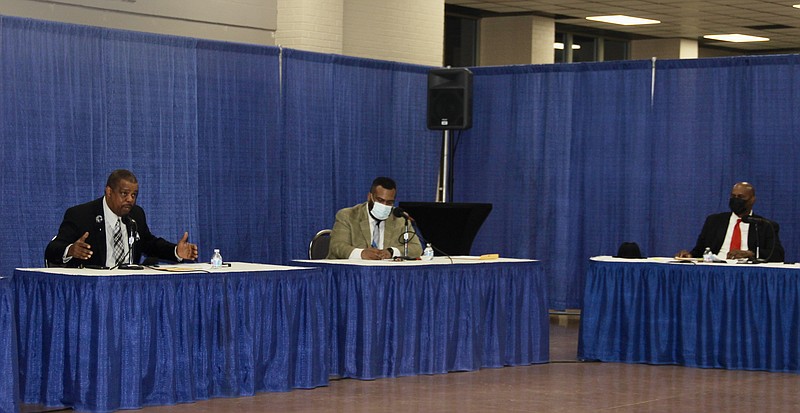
<box><xmin>676</xmin><ymin>250</ymin><xmax>692</xmax><ymax>258</ymax></box>
<box><xmin>67</xmin><ymin>232</ymin><xmax>93</xmax><ymax>260</ymax></box>
<box><xmin>361</xmin><ymin>247</ymin><xmax>390</xmax><ymax>260</ymax></box>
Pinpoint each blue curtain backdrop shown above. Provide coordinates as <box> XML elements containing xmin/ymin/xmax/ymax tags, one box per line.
<box><xmin>456</xmin><ymin>62</ymin><xmax>653</xmax><ymax>310</ymax></box>
<box><xmin>279</xmin><ymin>49</ymin><xmax>440</xmax><ymax>263</ymax></box>
<box><xmin>0</xmin><ymin>17</ymin><xmax>200</xmax><ymax>274</ymax></box>
<box><xmin>2</xmin><ymin>15</ymin><xmax>800</xmax><ymax>309</ymax></box>
<box><xmin>649</xmin><ymin>56</ymin><xmax>800</xmax><ymax>266</ymax></box>
<box><xmin>195</xmin><ymin>42</ymin><xmax>281</xmax><ymax>263</ymax></box>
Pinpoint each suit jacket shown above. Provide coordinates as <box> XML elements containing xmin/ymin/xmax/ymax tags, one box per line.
<box><xmin>690</xmin><ymin>212</ymin><xmax>785</xmax><ymax>262</ymax></box>
<box><xmin>327</xmin><ymin>202</ymin><xmax>423</xmax><ymax>259</ymax></box>
<box><xmin>45</xmin><ymin>197</ymin><xmax>178</xmax><ymax>267</ymax></box>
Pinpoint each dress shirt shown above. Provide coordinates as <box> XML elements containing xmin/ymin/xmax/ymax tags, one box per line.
<box><xmin>347</xmin><ymin>208</ymin><xmax>399</xmax><ymax>259</ymax></box>
<box><xmin>717</xmin><ymin>212</ymin><xmax>750</xmax><ymax>259</ymax></box>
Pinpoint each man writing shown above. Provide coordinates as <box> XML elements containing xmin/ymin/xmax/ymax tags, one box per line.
<box><xmin>45</xmin><ymin>169</ymin><xmax>199</xmax><ymax>268</ymax></box>
<box><xmin>677</xmin><ymin>181</ymin><xmax>784</xmax><ymax>262</ymax></box>
<box><xmin>327</xmin><ymin>177</ymin><xmax>422</xmax><ymax>260</ymax></box>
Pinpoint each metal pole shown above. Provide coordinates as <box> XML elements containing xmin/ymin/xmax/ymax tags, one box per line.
<box><xmin>436</xmin><ymin>130</ymin><xmax>450</xmax><ymax>202</ymax></box>
<box><xmin>403</xmin><ymin>219</ymin><xmax>410</xmax><ymax>257</ymax></box>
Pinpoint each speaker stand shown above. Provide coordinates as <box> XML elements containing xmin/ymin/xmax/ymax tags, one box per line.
<box><xmin>436</xmin><ymin>130</ymin><xmax>451</xmax><ymax>203</ymax></box>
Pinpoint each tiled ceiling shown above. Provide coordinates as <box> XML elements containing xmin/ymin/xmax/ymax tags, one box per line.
<box><xmin>446</xmin><ymin>0</ymin><xmax>800</xmax><ymax>51</ymax></box>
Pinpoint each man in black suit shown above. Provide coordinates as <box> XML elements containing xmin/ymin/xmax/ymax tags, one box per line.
<box><xmin>45</xmin><ymin>169</ymin><xmax>199</xmax><ymax>268</ymax></box>
<box><xmin>678</xmin><ymin>182</ymin><xmax>784</xmax><ymax>262</ymax></box>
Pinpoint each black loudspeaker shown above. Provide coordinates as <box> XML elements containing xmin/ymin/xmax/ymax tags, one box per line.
<box><xmin>427</xmin><ymin>68</ymin><xmax>473</xmax><ymax>130</ymax></box>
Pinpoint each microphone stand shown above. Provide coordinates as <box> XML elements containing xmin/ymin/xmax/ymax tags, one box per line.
<box><xmin>391</xmin><ymin>216</ymin><xmax>414</xmax><ymax>261</ymax></box>
<box><xmin>403</xmin><ymin>218</ymin><xmax>410</xmax><ymax>258</ymax></box>
<box><xmin>750</xmin><ymin>223</ymin><xmax>763</xmax><ymax>263</ymax></box>
<box><xmin>119</xmin><ymin>218</ymin><xmax>144</xmax><ymax>270</ymax></box>
<box><xmin>743</xmin><ymin>216</ymin><xmax>773</xmax><ymax>263</ymax></box>
<box><xmin>391</xmin><ymin>208</ymin><xmax>415</xmax><ymax>260</ymax></box>
<box><xmin>128</xmin><ymin>230</ymin><xmax>134</xmax><ymax>266</ymax></box>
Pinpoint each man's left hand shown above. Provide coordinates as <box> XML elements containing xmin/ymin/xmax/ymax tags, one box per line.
<box><xmin>726</xmin><ymin>249</ymin><xmax>754</xmax><ymax>260</ymax></box>
<box><xmin>177</xmin><ymin>232</ymin><xmax>199</xmax><ymax>260</ymax></box>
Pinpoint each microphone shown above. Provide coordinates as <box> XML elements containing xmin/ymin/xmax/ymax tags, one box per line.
<box><xmin>392</xmin><ymin>207</ymin><xmax>414</xmax><ymax>222</ymax></box>
<box><xmin>742</xmin><ymin>215</ymin><xmax>770</xmax><ymax>225</ymax></box>
<box><xmin>125</xmin><ymin>217</ymin><xmax>141</xmax><ymax>241</ymax></box>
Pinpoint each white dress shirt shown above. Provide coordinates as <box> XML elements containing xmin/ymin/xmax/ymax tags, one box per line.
<box><xmin>347</xmin><ymin>208</ymin><xmax>399</xmax><ymax>259</ymax></box>
<box><xmin>717</xmin><ymin>212</ymin><xmax>750</xmax><ymax>258</ymax></box>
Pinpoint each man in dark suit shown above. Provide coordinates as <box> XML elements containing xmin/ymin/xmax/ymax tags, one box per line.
<box><xmin>678</xmin><ymin>182</ymin><xmax>784</xmax><ymax>262</ymax></box>
<box><xmin>45</xmin><ymin>169</ymin><xmax>199</xmax><ymax>268</ymax></box>
<box><xmin>327</xmin><ymin>177</ymin><xmax>422</xmax><ymax>260</ymax></box>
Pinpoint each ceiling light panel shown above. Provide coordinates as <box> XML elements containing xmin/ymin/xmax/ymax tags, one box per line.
<box><xmin>703</xmin><ymin>34</ymin><xmax>770</xmax><ymax>42</ymax></box>
<box><xmin>585</xmin><ymin>15</ymin><xmax>661</xmax><ymax>25</ymax></box>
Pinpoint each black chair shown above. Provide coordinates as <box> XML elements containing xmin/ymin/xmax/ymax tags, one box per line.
<box><xmin>45</xmin><ymin>235</ymin><xmax>63</xmax><ymax>268</ymax></box>
<box><xmin>308</xmin><ymin>229</ymin><xmax>332</xmax><ymax>259</ymax></box>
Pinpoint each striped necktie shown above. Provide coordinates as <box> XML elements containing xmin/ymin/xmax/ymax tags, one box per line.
<box><xmin>112</xmin><ymin>218</ymin><xmax>125</xmax><ymax>265</ymax></box>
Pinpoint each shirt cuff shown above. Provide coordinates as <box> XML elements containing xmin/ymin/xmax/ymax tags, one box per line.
<box><xmin>62</xmin><ymin>244</ymin><xmax>73</xmax><ymax>263</ymax></box>
<box><xmin>174</xmin><ymin>246</ymin><xmax>183</xmax><ymax>262</ymax></box>
<box><xmin>349</xmin><ymin>248</ymin><xmax>364</xmax><ymax>260</ymax></box>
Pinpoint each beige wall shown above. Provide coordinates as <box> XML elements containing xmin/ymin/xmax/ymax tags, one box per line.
<box><xmin>276</xmin><ymin>0</ymin><xmax>343</xmax><ymax>54</ymax></box>
<box><xmin>1</xmin><ymin>0</ymin><xmax>444</xmax><ymax>66</ymax></box>
<box><xmin>480</xmin><ymin>15</ymin><xmax>554</xmax><ymax>66</ymax></box>
<box><xmin>0</xmin><ymin>1</ymin><xmax>736</xmax><ymax>67</ymax></box>
<box><xmin>698</xmin><ymin>47</ymin><xmax>741</xmax><ymax>58</ymax></box>
<box><xmin>277</xmin><ymin>0</ymin><xmax>445</xmax><ymax>66</ymax></box>
<box><xmin>0</xmin><ymin>0</ymin><xmax>276</xmax><ymax>45</ymax></box>
<box><xmin>630</xmin><ymin>38</ymin><xmax>698</xmax><ymax>60</ymax></box>
<box><xmin>530</xmin><ymin>15</ymin><xmax>555</xmax><ymax>65</ymax></box>
<box><xmin>480</xmin><ymin>16</ymin><xmax>532</xmax><ymax>66</ymax></box>
<box><xmin>342</xmin><ymin>0</ymin><xmax>443</xmax><ymax>66</ymax></box>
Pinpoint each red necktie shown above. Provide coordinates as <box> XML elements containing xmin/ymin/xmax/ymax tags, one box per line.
<box><xmin>730</xmin><ymin>219</ymin><xmax>742</xmax><ymax>251</ymax></box>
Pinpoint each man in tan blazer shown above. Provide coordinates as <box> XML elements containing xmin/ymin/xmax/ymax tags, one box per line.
<box><xmin>327</xmin><ymin>177</ymin><xmax>422</xmax><ymax>259</ymax></box>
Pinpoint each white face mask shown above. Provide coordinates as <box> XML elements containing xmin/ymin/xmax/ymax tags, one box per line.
<box><xmin>370</xmin><ymin>200</ymin><xmax>392</xmax><ymax>220</ymax></box>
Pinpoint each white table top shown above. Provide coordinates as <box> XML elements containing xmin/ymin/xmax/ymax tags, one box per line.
<box><xmin>16</xmin><ymin>262</ymin><xmax>311</xmax><ymax>277</ymax></box>
<box><xmin>295</xmin><ymin>256</ymin><xmax>537</xmax><ymax>267</ymax></box>
<box><xmin>591</xmin><ymin>255</ymin><xmax>800</xmax><ymax>269</ymax></box>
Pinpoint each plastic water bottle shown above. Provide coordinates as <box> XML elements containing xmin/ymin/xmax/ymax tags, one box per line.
<box><xmin>211</xmin><ymin>249</ymin><xmax>223</xmax><ymax>268</ymax></box>
<box><xmin>422</xmin><ymin>243</ymin><xmax>434</xmax><ymax>260</ymax></box>
<box><xmin>703</xmin><ymin>247</ymin><xmax>712</xmax><ymax>262</ymax></box>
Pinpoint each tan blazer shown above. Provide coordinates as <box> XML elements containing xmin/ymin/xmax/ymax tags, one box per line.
<box><xmin>327</xmin><ymin>202</ymin><xmax>423</xmax><ymax>259</ymax></box>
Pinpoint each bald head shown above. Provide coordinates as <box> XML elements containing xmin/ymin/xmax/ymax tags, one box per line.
<box><xmin>730</xmin><ymin>182</ymin><xmax>756</xmax><ymax>217</ymax></box>
<box><xmin>733</xmin><ymin>182</ymin><xmax>754</xmax><ymax>197</ymax></box>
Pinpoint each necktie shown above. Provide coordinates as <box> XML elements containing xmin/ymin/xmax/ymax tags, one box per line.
<box><xmin>730</xmin><ymin>219</ymin><xmax>742</xmax><ymax>251</ymax></box>
<box><xmin>112</xmin><ymin>218</ymin><xmax>125</xmax><ymax>265</ymax></box>
<box><xmin>371</xmin><ymin>220</ymin><xmax>381</xmax><ymax>249</ymax></box>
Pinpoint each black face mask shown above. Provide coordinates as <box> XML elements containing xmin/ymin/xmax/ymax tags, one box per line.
<box><xmin>729</xmin><ymin>197</ymin><xmax>748</xmax><ymax>216</ymax></box>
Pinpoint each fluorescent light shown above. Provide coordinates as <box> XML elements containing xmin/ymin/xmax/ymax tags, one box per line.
<box><xmin>553</xmin><ymin>42</ymin><xmax>581</xmax><ymax>50</ymax></box>
<box><xmin>703</xmin><ymin>34</ymin><xmax>770</xmax><ymax>43</ymax></box>
<box><xmin>793</xmin><ymin>4</ymin><xmax>800</xmax><ymax>8</ymax></box>
<box><xmin>585</xmin><ymin>15</ymin><xmax>660</xmax><ymax>26</ymax></box>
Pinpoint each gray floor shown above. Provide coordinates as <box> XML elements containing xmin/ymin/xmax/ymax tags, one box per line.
<box><xmin>22</xmin><ymin>313</ymin><xmax>800</xmax><ymax>412</ymax></box>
